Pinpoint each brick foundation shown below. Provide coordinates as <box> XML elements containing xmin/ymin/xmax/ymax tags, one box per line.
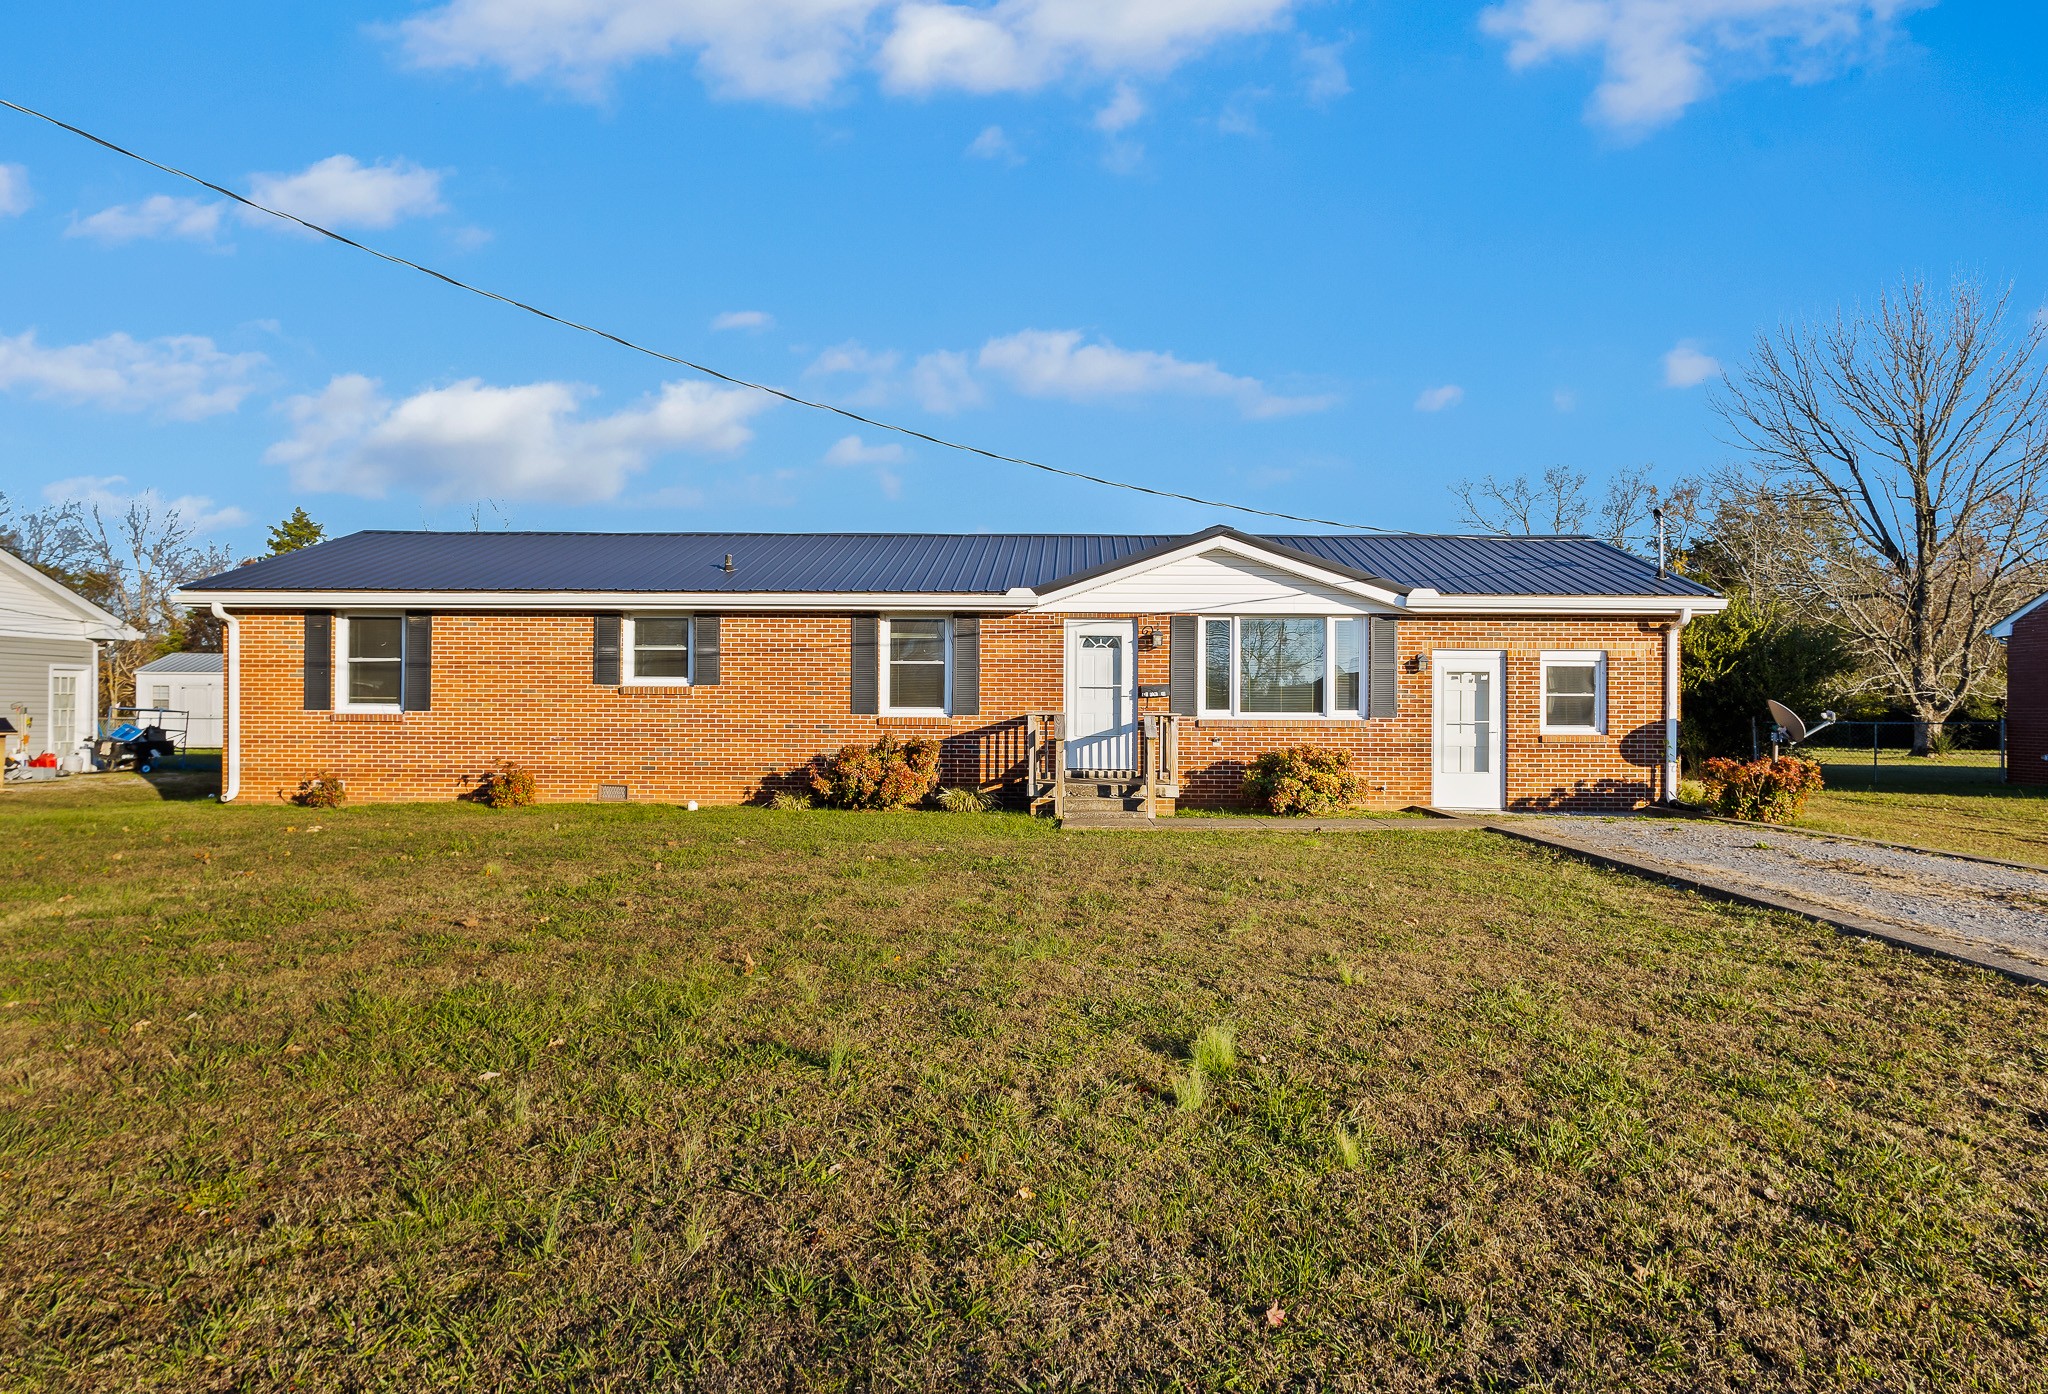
<box><xmin>225</xmin><ymin>609</ymin><xmax>1672</xmax><ymax>812</ymax></box>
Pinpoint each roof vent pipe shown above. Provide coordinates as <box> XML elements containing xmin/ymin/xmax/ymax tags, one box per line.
<box><xmin>1653</xmin><ymin>507</ymin><xmax>1667</xmax><ymax>579</ymax></box>
<box><xmin>722</xmin><ymin>553</ymin><xmax>735</xmax><ymax>574</ymax></box>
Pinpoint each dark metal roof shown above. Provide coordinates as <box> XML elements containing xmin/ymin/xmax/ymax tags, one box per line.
<box><xmin>184</xmin><ymin>528</ymin><xmax>1718</xmax><ymax>599</ymax></box>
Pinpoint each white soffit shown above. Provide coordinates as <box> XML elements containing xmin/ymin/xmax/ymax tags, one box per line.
<box><xmin>1032</xmin><ymin>541</ymin><xmax>1403</xmax><ymax>614</ymax></box>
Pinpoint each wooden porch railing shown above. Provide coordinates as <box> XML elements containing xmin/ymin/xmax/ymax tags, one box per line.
<box><xmin>1140</xmin><ymin>713</ymin><xmax>1181</xmax><ymax>817</ymax></box>
<box><xmin>1025</xmin><ymin>712</ymin><xmax>1065</xmax><ymax>817</ymax></box>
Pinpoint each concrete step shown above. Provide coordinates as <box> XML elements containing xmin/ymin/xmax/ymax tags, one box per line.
<box><xmin>1062</xmin><ymin>795</ymin><xmax>1149</xmax><ymax>813</ymax></box>
<box><xmin>1065</xmin><ymin>780</ymin><xmax>1147</xmax><ymax>800</ymax></box>
<box><xmin>1060</xmin><ymin>811</ymin><xmax>1157</xmax><ymax>829</ymax></box>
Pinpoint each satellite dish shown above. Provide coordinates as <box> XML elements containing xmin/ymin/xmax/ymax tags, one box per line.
<box><xmin>1766</xmin><ymin>699</ymin><xmax>1807</xmax><ymax>744</ymax></box>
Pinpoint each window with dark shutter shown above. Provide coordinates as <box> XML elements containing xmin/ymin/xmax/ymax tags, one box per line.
<box><xmin>593</xmin><ymin>614</ymin><xmax>622</xmax><ymax>685</ymax></box>
<box><xmin>850</xmin><ymin>615</ymin><xmax>878</xmax><ymax>714</ymax></box>
<box><xmin>303</xmin><ymin>612</ymin><xmax>332</xmax><ymax>710</ymax></box>
<box><xmin>1367</xmin><ymin>616</ymin><xmax>1399</xmax><ymax>718</ymax></box>
<box><xmin>951</xmin><ymin>615</ymin><xmax>979</xmax><ymax>716</ymax></box>
<box><xmin>402</xmin><ymin>613</ymin><xmax>432</xmax><ymax>711</ymax></box>
<box><xmin>1169</xmin><ymin>615</ymin><xmax>1197</xmax><ymax>715</ymax></box>
<box><xmin>692</xmin><ymin>615</ymin><xmax>721</xmax><ymax>685</ymax></box>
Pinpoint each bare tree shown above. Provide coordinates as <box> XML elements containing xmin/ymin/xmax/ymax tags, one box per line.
<box><xmin>71</xmin><ymin>500</ymin><xmax>234</xmax><ymax>712</ymax></box>
<box><xmin>1452</xmin><ymin>466</ymin><xmax>1590</xmax><ymax>535</ymax></box>
<box><xmin>1453</xmin><ymin>463</ymin><xmax>1704</xmax><ymax>558</ymax></box>
<box><xmin>1714</xmin><ymin>276</ymin><xmax>2048</xmax><ymax>752</ymax></box>
<box><xmin>0</xmin><ymin>493</ymin><xmax>90</xmax><ymax>575</ymax></box>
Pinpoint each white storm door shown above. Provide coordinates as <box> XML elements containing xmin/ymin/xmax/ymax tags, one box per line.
<box><xmin>1065</xmin><ymin>621</ymin><xmax>1137</xmax><ymax>771</ymax></box>
<box><xmin>1432</xmin><ymin>651</ymin><xmax>1505</xmax><ymax>810</ymax></box>
<box><xmin>49</xmin><ymin>668</ymin><xmax>84</xmax><ymax>756</ymax></box>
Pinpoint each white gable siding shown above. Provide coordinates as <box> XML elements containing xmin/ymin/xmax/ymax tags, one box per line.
<box><xmin>0</xmin><ymin>562</ymin><xmax>90</xmax><ymax>640</ymax></box>
<box><xmin>1036</xmin><ymin>549</ymin><xmax>1392</xmax><ymax>615</ymax></box>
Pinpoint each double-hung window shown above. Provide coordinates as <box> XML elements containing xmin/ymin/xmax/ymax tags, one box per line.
<box><xmin>882</xmin><ymin>616</ymin><xmax>949</xmax><ymax>714</ymax></box>
<box><xmin>627</xmin><ymin>615</ymin><xmax>692</xmax><ymax>684</ymax></box>
<box><xmin>1199</xmin><ymin>617</ymin><xmax>1367</xmax><ymax>718</ymax></box>
<box><xmin>340</xmin><ymin>615</ymin><xmax>404</xmax><ymax>708</ymax></box>
<box><xmin>1540</xmin><ymin>651</ymin><xmax>1606</xmax><ymax>733</ymax></box>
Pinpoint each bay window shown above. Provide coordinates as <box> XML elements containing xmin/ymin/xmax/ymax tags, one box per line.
<box><xmin>1199</xmin><ymin>617</ymin><xmax>1367</xmax><ymax>718</ymax></box>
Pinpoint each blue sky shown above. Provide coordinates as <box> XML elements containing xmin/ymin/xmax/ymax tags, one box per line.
<box><xmin>1</xmin><ymin>1</ymin><xmax>2043</xmax><ymax>550</ymax></box>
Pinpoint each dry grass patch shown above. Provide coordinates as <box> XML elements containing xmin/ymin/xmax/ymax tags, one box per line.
<box><xmin>0</xmin><ymin>786</ymin><xmax>2043</xmax><ymax>1390</ymax></box>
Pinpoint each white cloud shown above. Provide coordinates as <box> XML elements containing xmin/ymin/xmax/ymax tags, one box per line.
<box><xmin>1414</xmin><ymin>383</ymin><xmax>1464</xmax><ymax>412</ymax></box>
<box><xmin>1662</xmin><ymin>340</ymin><xmax>1721</xmax><ymax>387</ymax></box>
<box><xmin>966</xmin><ymin>124</ymin><xmax>1021</xmax><ymax>162</ymax></box>
<box><xmin>247</xmin><ymin>155</ymin><xmax>446</xmax><ymax>230</ymax></box>
<box><xmin>1299</xmin><ymin>40</ymin><xmax>1349</xmax><ymax>102</ymax></box>
<box><xmin>41</xmin><ymin>474</ymin><xmax>249</xmax><ymax>532</ymax></box>
<box><xmin>908</xmin><ymin>349</ymin><xmax>984</xmax><ymax>412</ymax></box>
<box><xmin>978</xmin><ymin>328</ymin><xmax>1333</xmax><ymax>419</ymax></box>
<box><xmin>0</xmin><ymin>164</ymin><xmax>31</xmax><ymax>217</ymax></box>
<box><xmin>1093</xmin><ymin>80</ymin><xmax>1145</xmax><ymax>132</ymax></box>
<box><xmin>395</xmin><ymin>0</ymin><xmax>1303</xmax><ymax>104</ymax></box>
<box><xmin>68</xmin><ymin>195</ymin><xmax>227</xmax><ymax>245</ymax></box>
<box><xmin>711</xmin><ymin>309</ymin><xmax>774</xmax><ymax>331</ymax></box>
<box><xmin>265</xmin><ymin>373</ymin><xmax>770</xmax><ymax>502</ymax></box>
<box><xmin>824</xmin><ymin>432</ymin><xmax>907</xmax><ymax>464</ymax></box>
<box><xmin>1481</xmin><ymin>0</ymin><xmax>1928</xmax><ymax>132</ymax></box>
<box><xmin>0</xmin><ymin>329</ymin><xmax>265</xmax><ymax>420</ymax></box>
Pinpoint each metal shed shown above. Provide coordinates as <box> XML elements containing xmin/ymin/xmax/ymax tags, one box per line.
<box><xmin>132</xmin><ymin>652</ymin><xmax>225</xmax><ymax>748</ymax></box>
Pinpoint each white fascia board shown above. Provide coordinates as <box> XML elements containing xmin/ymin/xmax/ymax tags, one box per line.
<box><xmin>1989</xmin><ymin>591</ymin><xmax>2048</xmax><ymax>639</ymax></box>
<box><xmin>170</xmin><ymin>588</ymin><xmax>1041</xmax><ymax>613</ymax></box>
<box><xmin>1029</xmin><ymin>535</ymin><xmax>1410</xmax><ymax>609</ymax></box>
<box><xmin>1399</xmin><ymin>593</ymin><xmax>1728</xmax><ymax>616</ymax></box>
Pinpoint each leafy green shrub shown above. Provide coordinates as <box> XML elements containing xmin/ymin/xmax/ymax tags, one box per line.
<box><xmin>935</xmin><ymin>785</ymin><xmax>995</xmax><ymax>813</ymax></box>
<box><xmin>767</xmin><ymin>791</ymin><xmax>814</xmax><ymax>812</ymax></box>
<box><xmin>1241</xmin><ymin>744</ymin><xmax>1362</xmax><ymax>815</ymax></box>
<box><xmin>809</xmin><ymin>735</ymin><xmax>941</xmax><ymax>810</ymax></box>
<box><xmin>1700</xmin><ymin>755</ymin><xmax>1824</xmax><ymax>822</ymax></box>
<box><xmin>290</xmin><ymin>774</ymin><xmax>346</xmax><ymax>809</ymax></box>
<box><xmin>477</xmin><ymin>760</ymin><xmax>537</xmax><ymax>809</ymax></box>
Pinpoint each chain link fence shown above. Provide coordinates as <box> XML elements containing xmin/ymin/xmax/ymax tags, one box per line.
<box><xmin>1761</xmin><ymin>717</ymin><xmax>2008</xmax><ymax>790</ymax></box>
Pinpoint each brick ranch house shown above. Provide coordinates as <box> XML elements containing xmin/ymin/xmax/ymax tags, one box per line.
<box><xmin>1991</xmin><ymin>592</ymin><xmax>2045</xmax><ymax>786</ymax></box>
<box><xmin>175</xmin><ymin>526</ymin><xmax>1726</xmax><ymax>814</ymax></box>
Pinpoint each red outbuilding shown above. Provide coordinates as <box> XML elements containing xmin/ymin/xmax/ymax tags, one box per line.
<box><xmin>1993</xmin><ymin>593</ymin><xmax>2048</xmax><ymax>786</ymax></box>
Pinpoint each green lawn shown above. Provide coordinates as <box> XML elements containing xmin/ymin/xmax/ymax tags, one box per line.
<box><xmin>1</xmin><ymin>776</ymin><xmax>2044</xmax><ymax>1390</ymax></box>
<box><xmin>1796</xmin><ymin>750</ymin><xmax>2048</xmax><ymax>866</ymax></box>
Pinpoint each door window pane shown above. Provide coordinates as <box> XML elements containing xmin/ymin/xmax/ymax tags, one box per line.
<box><xmin>888</xmin><ymin>618</ymin><xmax>947</xmax><ymax>709</ymax></box>
<box><xmin>1239</xmin><ymin>618</ymin><xmax>1325</xmax><ymax>714</ymax></box>
<box><xmin>51</xmin><ymin>674</ymin><xmax>78</xmax><ymax>750</ymax></box>
<box><xmin>1440</xmin><ymin>671</ymin><xmax>1491</xmax><ymax>772</ymax></box>
<box><xmin>347</xmin><ymin>617</ymin><xmax>403</xmax><ymax>704</ymax></box>
<box><xmin>633</xmin><ymin>617</ymin><xmax>692</xmax><ymax>679</ymax></box>
<box><xmin>1334</xmin><ymin>619</ymin><xmax>1362</xmax><ymax>712</ymax></box>
<box><xmin>1544</xmin><ymin>661</ymin><xmax>1600</xmax><ymax>729</ymax></box>
<box><xmin>1203</xmin><ymin>619</ymin><xmax>1230</xmax><ymax>711</ymax></box>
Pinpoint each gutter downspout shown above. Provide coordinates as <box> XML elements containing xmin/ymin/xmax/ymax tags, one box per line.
<box><xmin>210</xmin><ymin>603</ymin><xmax>240</xmax><ymax>803</ymax></box>
<box><xmin>1664</xmin><ymin>609</ymin><xmax>1690</xmax><ymax>803</ymax></box>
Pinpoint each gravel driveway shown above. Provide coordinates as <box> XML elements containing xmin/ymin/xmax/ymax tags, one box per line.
<box><xmin>1516</xmin><ymin>816</ymin><xmax>2048</xmax><ymax>970</ymax></box>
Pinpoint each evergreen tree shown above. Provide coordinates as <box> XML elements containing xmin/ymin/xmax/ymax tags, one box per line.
<box><xmin>266</xmin><ymin>507</ymin><xmax>326</xmax><ymax>555</ymax></box>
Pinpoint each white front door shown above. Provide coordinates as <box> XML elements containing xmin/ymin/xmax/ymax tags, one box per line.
<box><xmin>1432</xmin><ymin>651</ymin><xmax>1505</xmax><ymax>810</ymax></box>
<box><xmin>49</xmin><ymin>667</ymin><xmax>84</xmax><ymax>758</ymax></box>
<box><xmin>1066</xmin><ymin>621</ymin><xmax>1137</xmax><ymax>771</ymax></box>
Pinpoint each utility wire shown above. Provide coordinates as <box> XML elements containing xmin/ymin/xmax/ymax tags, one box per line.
<box><xmin>1</xmin><ymin>96</ymin><xmax>1397</xmax><ymax>534</ymax></box>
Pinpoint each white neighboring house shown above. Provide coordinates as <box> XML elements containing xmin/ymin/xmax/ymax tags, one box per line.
<box><xmin>133</xmin><ymin>652</ymin><xmax>224</xmax><ymax>748</ymax></box>
<box><xmin>0</xmin><ymin>546</ymin><xmax>141</xmax><ymax>770</ymax></box>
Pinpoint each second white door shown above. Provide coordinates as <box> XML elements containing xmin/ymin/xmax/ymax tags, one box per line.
<box><xmin>1432</xmin><ymin>651</ymin><xmax>1505</xmax><ymax>810</ymax></box>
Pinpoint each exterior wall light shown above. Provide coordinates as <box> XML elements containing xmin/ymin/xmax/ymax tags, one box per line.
<box><xmin>1414</xmin><ymin>651</ymin><xmax>1431</xmax><ymax>674</ymax></box>
<box><xmin>1137</xmin><ymin>629</ymin><xmax>1160</xmax><ymax>650</ymax></box>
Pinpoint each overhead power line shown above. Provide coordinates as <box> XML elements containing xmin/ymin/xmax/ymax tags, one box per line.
<box><xmin>1</xmin><ymin>96</ymin><xmax>1397</xmax><ymax>534</ymax></box>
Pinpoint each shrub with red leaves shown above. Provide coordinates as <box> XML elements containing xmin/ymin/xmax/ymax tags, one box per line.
<box><xmin>1700</xmin><ymin>755</ymin><xmax>1824</xmax><ymax>822</ymax></box>
<box><xmin>810</xmin><ymin>735</ymin><xmax>942</xmax><ymax>810</ymax></box>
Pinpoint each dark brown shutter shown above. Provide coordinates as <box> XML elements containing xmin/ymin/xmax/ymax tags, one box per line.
<box><xmin>593</xmin><ymin>614</ymin><xmax>622</xmax><ymax>685</ymax></box>
<box><xmin>1367</xmin><ymin>616</ymin><xmax>1399</xmax><ymax>719</ymax></box>
<box><xmin>303</xmin><ymin>612</ymin><xmax>331</xmax><ymax>710</ymax></box>
<box><xmin>1169</xmin><ymin>615</ymin><xmax>1198</xmax><ymax>716</ymax></box>
<box><xmin>692</xmin><ymin>614</ymin><xmax>721</xmax><ymax>685</ymax></box>
<box><xmin>951</xmin><ymin>615</ymin><xmax>979</xmax><ymax>716</ymax></box>
<box><xmin>402</xmin><ymin>613</ymin><xmax>432</xmax><ymax>711</ymax></box>
<box><xmin>850</xmin><ymin>615</ymin><xmax>878</xmax><ymax>714</ymax></box>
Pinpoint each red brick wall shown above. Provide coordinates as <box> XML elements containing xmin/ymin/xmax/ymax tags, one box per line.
<box><xmin>2009</xmin><ymin>605</ymin><xmax>2047</xmax><ymax>786</ymax></box>
<box><xmin>226</xmin><ymin>608</ymin><xmax>1673</xmax><ymax>811</ymax></box>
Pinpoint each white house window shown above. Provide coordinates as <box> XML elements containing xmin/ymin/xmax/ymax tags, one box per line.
<box><xmin>1199</xmin><ymin>617</ymin><xmax>1367</xmax><ymax>718</ymax></box>
<box><xmin>1541</xmin><ymin>651</ymin><xmax>1606</xmax><ymax>733</ymax></box>
<box><xmin>882</xmin><ymin>616</ymin><xmax>949</xmax><ymax>714</ymax></box>
<box><xmin>627</xmin><ymin>615</ymin><xmax>692</xmax><ymax>683</ymax></box>
<box><xmin>342</xmin><ymin>616</ymin><xmax>404</xmax><ymax>707</ymax></box>
<box><xmin>150</xmin><ymin>684</ymin><xmax>172</xmax><ymax>709</ymax></box>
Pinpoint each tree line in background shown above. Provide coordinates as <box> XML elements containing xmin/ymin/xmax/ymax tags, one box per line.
<box><xmin>0</xmin><ymin>498</ymin><xmax>324</xmax><ymax>714</ymax></box>
<box><xmin>1456</xmin><ymin>275</ymin><xmax>2048</xmax><ymax>758</ymax></box>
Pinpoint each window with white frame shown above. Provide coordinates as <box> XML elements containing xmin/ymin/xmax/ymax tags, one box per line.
<box><xmin>882</xmin><ymin>616</ymin><xmax>949</xmax><ymax>714</ymax></box>
<box><xmin>627</xmin><ymin>615</ymin><xmax>692</xmax><ymax>683</ymax></box>
<box><xmin>149</xmin><ymin>684</ymin><xmax>171</xmax><ymax>709</ymax></box>
<box><xmin>1540</xmin><ymin>651</ymin><xmax>1606</xmax><ymax>733</ymax></box>
<box><xmin>1199</xmin><ymin>617</ymin><xmax>1367</xmax><ymax>718</ymax></box>
<box><xmin>341</xmin><ymin>615</ymin><xmax>404</xmax><ymax>708</ymax></box>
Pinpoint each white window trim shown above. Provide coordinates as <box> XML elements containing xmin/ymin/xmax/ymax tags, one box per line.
<box><xmin>623</xmin><ymin>613</ymin><xmax>694</xmax><ymax>686</ymax></box>
<box><xmin>335</xmin><ymin>613</ymin><xmax>405</xmax><ymax>712</ymax></box>
<box><xmin>1539</xmin><ymin>650</ymin><xmax>1607</xmax><ymax>734</ymax></box>
<box><xmin>880</xmin><ymin>614</ymin><xmax>951</xmax><ymax>717</ymax></box>
<box><xmin>1197</xmin><ymin>615</ymin><xmax>1366</xmax><ymax>720</ymax></box>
